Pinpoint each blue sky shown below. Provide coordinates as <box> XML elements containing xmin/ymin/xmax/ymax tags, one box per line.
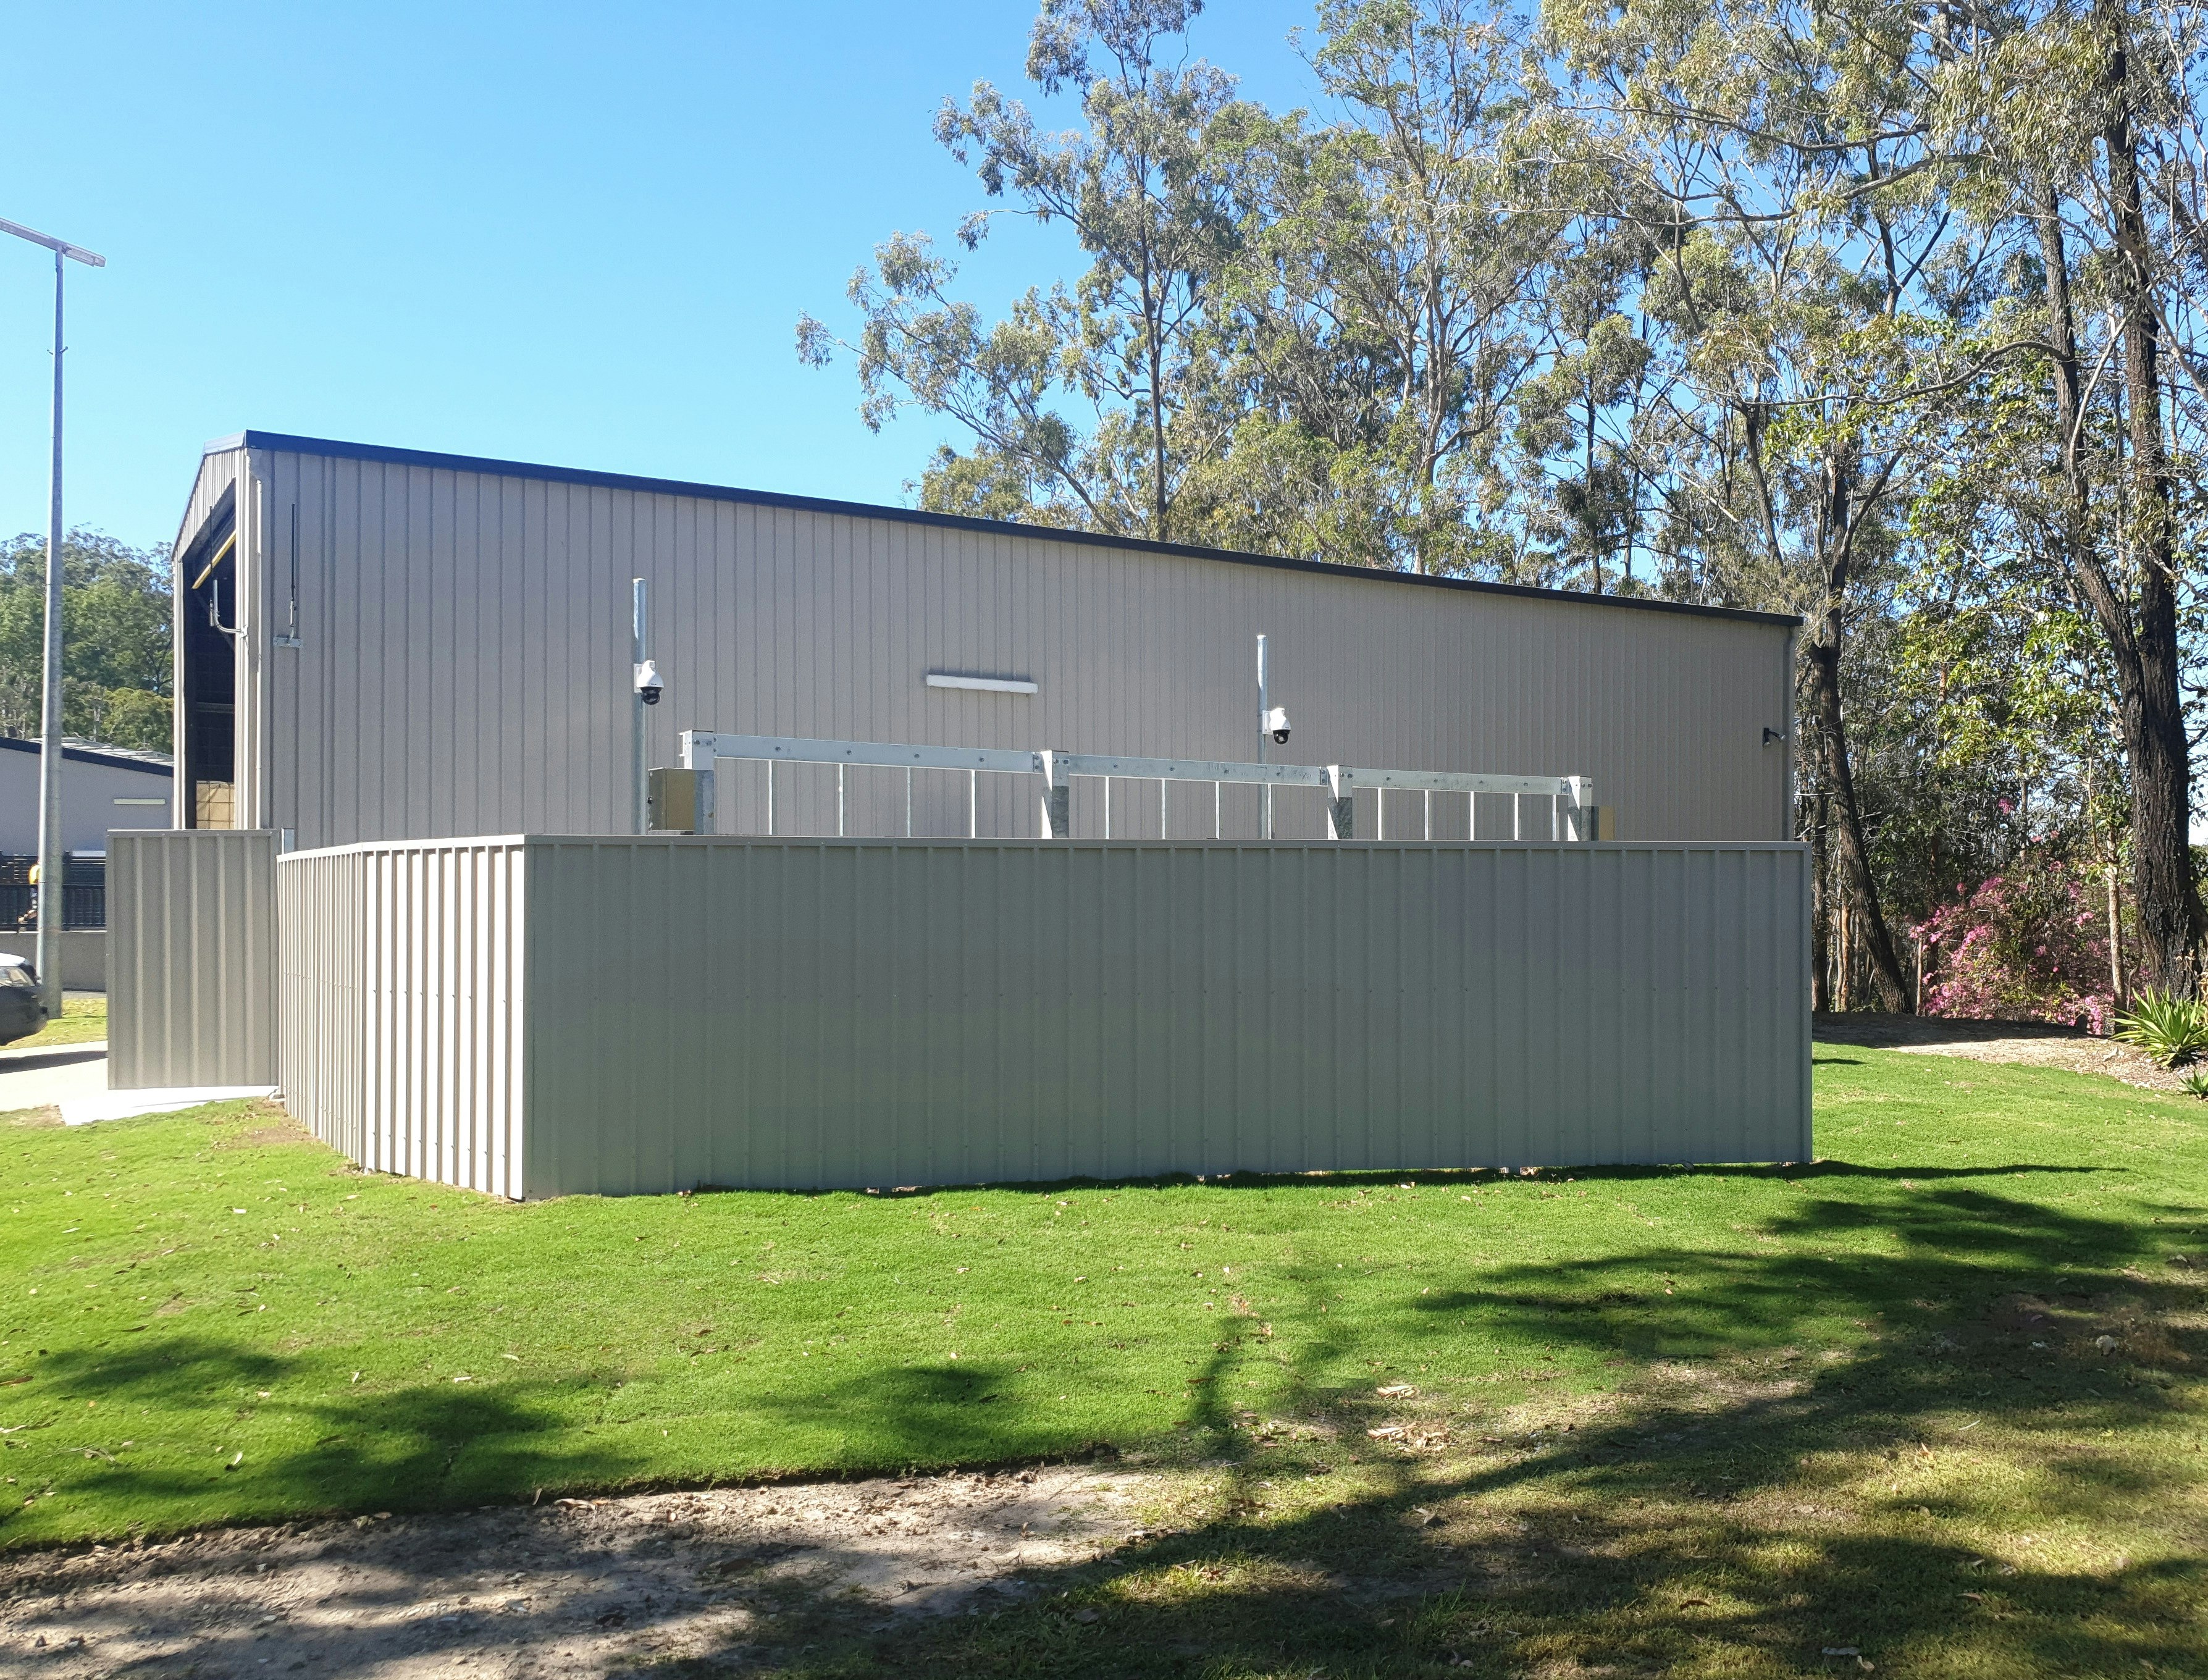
<box><xmin>0</xmin><ymin>1</ymin><xmax>1325</xmax><ymax>552</ymax></box>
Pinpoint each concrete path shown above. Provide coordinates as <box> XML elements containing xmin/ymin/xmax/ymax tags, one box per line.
<box><xmin>0</xmin><ymin>1041</ymin><xmax>275</xmax><ymax>1124</ymax></box>
<box><xmin>0</xmin><ymin>1040</ymin><xmax>109</xmax><ymax>1115</ymax></box>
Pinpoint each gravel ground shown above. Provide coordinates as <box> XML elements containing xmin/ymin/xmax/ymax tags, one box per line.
<box><xmin>1814</xmin><ymin>1010</ymin><xmax>2193</xmax><ymax>1092</ymax></box>
<box><xmin>0</xmin><ymin>1465</ymin><xmax>1155</xmax><ymax>1678</ymax></box>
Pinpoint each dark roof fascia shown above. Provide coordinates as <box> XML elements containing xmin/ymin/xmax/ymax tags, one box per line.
<box><xmin>211</xmin><ymin>430</ymin><xmax>1802</xmax><ymax>630</ymax></box>
<box><xmin>0</xmin><ymin>737</ymin><xmax>174</xmax><ymax>776</ymax></box>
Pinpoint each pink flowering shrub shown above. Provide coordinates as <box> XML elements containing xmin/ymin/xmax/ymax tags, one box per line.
<box><xmin>1914</xmin><ymin>853</ymin><xmax>2117</xmax><ymax>1033</ymax></box>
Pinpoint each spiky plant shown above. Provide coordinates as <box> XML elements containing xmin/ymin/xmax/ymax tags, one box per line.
<box><xmin>2114</xmin><ymin>989</ymin><xmax>2208</xmax><ymax>1068</ymax></box>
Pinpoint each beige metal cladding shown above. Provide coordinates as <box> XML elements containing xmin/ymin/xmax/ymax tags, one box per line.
<box><xmin>181</xmin><ymin>437</ymin><xmax>1797</xmax><ymax>851</ymax></box>
<box><xmin>526</xmin><ymin>839</ymin><xmax>1810</xmax><ymax>1194</ymax></box>
<box><xmin>279</xmin><ymin>839</ymin><xmax>526</xmax><ymax>1199</ymax></box>
<box><xmin>107</xmin><ymin>830</ymin><xmax>278</xmax><ymax>1089</ymax></box>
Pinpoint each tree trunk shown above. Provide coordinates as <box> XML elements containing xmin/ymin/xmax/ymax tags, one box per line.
<box><xmin>1811</xmin><ymin>782</ymin><xmax>1831</xmax><ymax>1012</ymax></box>
<box><xmin>2036</xmin><ymin>51</ymin><xmax>2204</xmax><ymax>994</ymax></box>
<box><xmin>2102</xmin><ymin>22</ymin><xmax>2200</xmax><ymax>993</ymax></box>
<box><xmin>1801</xmin><ymin>573</ymin><xmax>1911</xmax><ymax>1012</ymax></box>
<box><xmin>1837</xmin><ymin>892</ymin><xmax>1852</xmax><ymax>1012</ymax></box>
<box><xmin>1766</xmin><ymin>419</ymin><xmax>1910</xmax><ymax>1017</ymax></box>
<box><xmin>2108</xmin><ymin>849</ymin><xmax>2126</xmax><ymax>1015</ymax></box>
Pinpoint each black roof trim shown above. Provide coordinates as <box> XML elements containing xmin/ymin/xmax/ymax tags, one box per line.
<box><xmin>208</xmin><ymin>430</ymin><xmax>1801</xmax><ymax>629</ymax></box>
<box><xmin>0</xmin><ymin>736</ymin><xmax>173</xmax><ymax>776</ymax></box>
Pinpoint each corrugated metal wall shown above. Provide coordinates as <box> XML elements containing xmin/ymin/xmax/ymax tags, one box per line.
<box><xmin>169</xmin><ymin>440</ymin><xmax>1796</xmax><ymax>852</ymax></box>
<box><xmin>275</xmin><ymin>834</ymin><xmax>1809</xmax><ymax>1198</ymax></box>
<box><xmin>523</xmin><ymin>839</ymin><xmax>1810</xmax><ymax>1195</ymax></box>
<box><xmin>107</xmin><ymin>830</ymin><xmax>277</xmax><ymax>1089</ymax></box>
<box><xmin>279</xmin><ymin>839</ymin><xmax>526</xmax><ymax>1199</ymax></box>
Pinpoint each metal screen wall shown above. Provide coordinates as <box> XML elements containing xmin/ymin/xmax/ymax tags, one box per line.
<box><xmin>278</xmin><ymin>840</ymin><xmax>527</xmax><ymax>1198</ymax></box>
<box><xmin>274</xmin><ymin>836</ymin><xmax>1808</xmax><ymax>1198</ymax></box>
<box><xmin>532</xmin><ymin>838</ymin><xmax>1807</xmax><ymax>1195</ymax></box>
<box><xmin>107</xmin><ymin>830</ymin><xmax>278</xmax><ymax>1090</ymax></box>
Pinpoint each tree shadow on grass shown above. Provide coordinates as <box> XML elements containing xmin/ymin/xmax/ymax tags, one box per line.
<box><xmin>5</xmin><ymin>1175</ymin><xmax>2203</xmax><ymax>1676</ymax></box>
<box><xmin>673</xmin><ymin>1180</ymin><xmax>2203</xmax><ymax>1676</ymax></box>
<box><xmin>542</xmin><ymin>1172</ymin><xmax>2204</xmax><ymax>1676</ymax></box>
<box><xmin>13</xmin><ymin>1477</ymin><xmax>2201</xmax><ymax>1680</ymax></box>
<box><xmin>1004</xmin><ymin>1159</ymin><xmax>2110</xmax><ymax>1199</ymax></box>
<box><xmin>0</xmin><ymin>1334</ymin><xmax>652</xmax><ymax>1547</ymax></box>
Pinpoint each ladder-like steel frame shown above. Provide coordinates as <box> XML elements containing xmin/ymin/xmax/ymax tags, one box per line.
<box><xmin>677</xmin><ymin>729</ymin><xmax>1597</xmax><ymax>842</ymax></box>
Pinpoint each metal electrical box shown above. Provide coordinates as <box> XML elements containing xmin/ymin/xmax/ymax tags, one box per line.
<box><xmin>646</xmin><ymin>767</ymin><xmax>703</xmax><ymax>833</ymax></box>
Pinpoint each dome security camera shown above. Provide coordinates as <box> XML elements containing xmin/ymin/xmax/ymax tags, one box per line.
<box><xmin>634</xmin><ymin>658</ymin><xmax>664</xmax><ymax>706</ymax></box>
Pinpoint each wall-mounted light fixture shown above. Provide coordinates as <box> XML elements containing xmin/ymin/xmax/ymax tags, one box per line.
<box><xmin>926</xmin><ymin>671</ymin><xmax>1038</xmax><ymax>695</ymax></box>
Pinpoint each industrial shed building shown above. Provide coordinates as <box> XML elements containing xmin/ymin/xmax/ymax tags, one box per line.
<box><xmin>169</xmin><ymin>432</ymin><xmax>1797</xmax><ymax>849</ymax></box>
<box><xmin>125</xmin><ymin>429</ymin><xmax>1813</xmax><ymax>1196</ymax></box>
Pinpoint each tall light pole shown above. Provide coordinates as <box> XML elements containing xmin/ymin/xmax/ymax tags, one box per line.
<box><xmin>1</xmin><ymin>217</ymin><xmax>106</xmax><ymax>1018</ymax></box>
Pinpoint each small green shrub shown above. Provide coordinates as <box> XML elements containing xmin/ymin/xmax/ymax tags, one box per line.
<box><xmin>2181</xmin><ymin>1071</ymin><xmax>2208</xmax><ymax>1101</ymax></box>
<box><xmin>2114</xmin><ymin>989</ymin><xmax>2208</xmax><ymax>1067</ymax></box>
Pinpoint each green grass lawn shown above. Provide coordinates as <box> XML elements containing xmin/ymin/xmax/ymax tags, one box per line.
<box><xmin>3</xmin><ymin>1047</ymin><xmax>2205</xmax><ymax>1676</ymax></box>
<box><xmin>7</xmin><ymin>993</ymin><xmax>106</xmax><ymax>1049</ymax></box>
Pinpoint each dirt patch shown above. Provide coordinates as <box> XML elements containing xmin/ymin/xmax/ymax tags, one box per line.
<box><xmin>1815</xmin><ymin>1011</ymin><xmax>2194</xmax><ymax>1093</ymax></box>
<box><xmin>0</xmin><ymin>1464</ymin><xmax>1156</xmax><ymax>1676</ymax></box>
<box><xmin>229</xmin><ymin>1119</ymin><xmax>316</xmax><ymax>1149</ymax></box>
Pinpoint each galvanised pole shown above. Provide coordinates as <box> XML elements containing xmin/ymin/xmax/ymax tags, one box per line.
<box><xmin>1</xmin><ymin>217</ymin><xmax>104</xmax><ymax>1017</ymax></box>
<box><xmin>1256</xmin><ymin>632</ymin><xmax>1271</xmax><ymax>839</ymax></box>
<box><xmin>632</xmin><ymin>578</ymin><xmax>648</xmax><ymax>834</ymax></box>
<box><xmin>34</xmin><ymin>249</ymin><xmax>64</xmax><ymax>1015</ymax></box>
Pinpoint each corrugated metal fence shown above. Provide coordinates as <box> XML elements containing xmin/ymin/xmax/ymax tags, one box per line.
<box><xmin>279</xmin><ymin>840</ymin><xmax>526</xmax><ymax>1199</ymax></box>
<box><xmin>108</xmin><ymin>830</ymin><xmax>279</xmax><ymax>1090</ymax></box>
<box><xmin>276</xmin><ymin>836</ymin><xmax>1810</xmax><ymax>1197</ymax></box>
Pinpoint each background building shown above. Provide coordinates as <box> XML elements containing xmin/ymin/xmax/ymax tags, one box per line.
<box><xmin>0</xmin><ymin>737</ymin><xmax>169</xmax><ymax>981</ymax></box>
<box><xmin>0</xmin><ymin>736</ymin><xmax>172</xmax><ymax>854</ymax></box>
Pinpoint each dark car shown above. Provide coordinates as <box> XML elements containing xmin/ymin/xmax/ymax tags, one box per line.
<box><xmin>0</xmin><ymin>954</ymin><xmax>47</xmax><ymax>1047</ymax></box>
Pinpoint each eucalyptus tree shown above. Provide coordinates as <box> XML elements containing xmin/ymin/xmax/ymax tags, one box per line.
<box><xmin>1189</xmin><ymin>0</ymin><xmax>1561</xmax><ymax>574</ymax></box>
<box><xmin>797</xmin><ymin>0</ymin><xmax>1248</xmax><ymax>543</ymax></box>
<box><xmin>1506</xmin><ymin>214</ymin><xmax>1655</xmax><ymax>592</ymax></box>
<box><xmin>0</xmin><ymin>531</ymin><xmax>172</xmax><ymax>754</ymax></box>
<box><xmin>1542</xmin><ymin>0</ymin><xmax>1990</xmax><ymax>1011</ymax></box>
<box><xmin>1916</xmin><ymin>0</ymin><xmax>2208</xmax><ymax>993</ymax></box>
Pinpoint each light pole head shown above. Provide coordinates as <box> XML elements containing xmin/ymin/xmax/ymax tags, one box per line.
<box><xmin>0</xmin><ymin>217</ymin><xmax>104</xmax><ymax>267</ymax></box>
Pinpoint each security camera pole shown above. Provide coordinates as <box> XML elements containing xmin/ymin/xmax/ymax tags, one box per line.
<box><xmin>1256</xmin><ymin>632</ymin><xmax>1272</xmax><ymax>839</ymax></box>
<box><xmin>1</xmin><ymin>217</ymin><xmax>106</xmax><ymax>1018</ymax></box>
<box><xmin>632</xmin><ymin>578</ymin><xmax>650</xmax><ymax>834</ymax></box>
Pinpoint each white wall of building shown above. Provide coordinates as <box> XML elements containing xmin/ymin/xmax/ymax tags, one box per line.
<box><xmin>0</xmin><ymin>737</ymin><xmax>173</xmax><ymax>855</ymax></box>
